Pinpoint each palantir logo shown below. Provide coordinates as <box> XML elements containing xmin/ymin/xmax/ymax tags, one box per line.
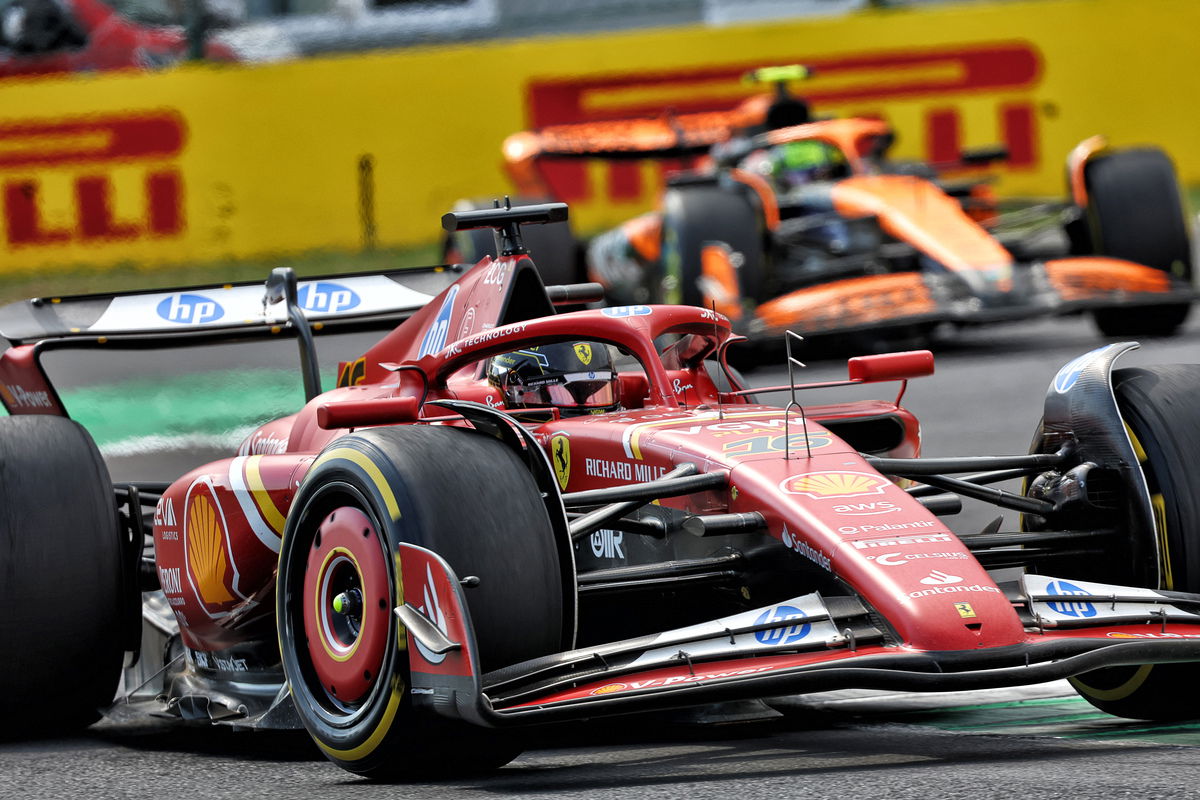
<box><xmin>1045</xmin><ymin>580</ymin><xmax>1097</xmax><ymax>618</ymax></box>
<box><xmin>754</xmin><ymin>605</ymin><xmax>810</xmax><ymax>646</ymax></box>
<box><xmin>297</xmin><ymin>282</ymin><xmax>361</xmax><ymax>314</ymax></box>
<box><xmin>418</xmin><ymin>285</ymin><xmax>459</xmax><ymax>358</ymax></box>
<box><xmin>156</xmin><ymin>293</ymin><xmax>223</xmax><ymax>325</ymax></box>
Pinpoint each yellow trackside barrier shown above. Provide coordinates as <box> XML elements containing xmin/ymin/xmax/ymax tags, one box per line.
<box><xmin>1</xmin><ymin>0</ymin><xmax>1199</xmax><ymax>272</ymax></box>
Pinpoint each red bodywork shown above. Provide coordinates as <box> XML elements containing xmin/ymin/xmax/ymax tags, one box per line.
<box><xmin>0</xmin><ymin>0</ymin><xmax>235</xmax><ymax>79</ymax></box>
<box><xmin>2</xmin><ymin>239</ymin><xmax>1199</xmax><ymax>723</ymax></box>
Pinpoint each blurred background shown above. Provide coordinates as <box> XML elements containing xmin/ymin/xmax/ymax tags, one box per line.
<box><xmin>1</xmin><ymin>0</ymin><xmax>1196</xmax><ymax>299</ymax></box>
<box><xmin>2</xmin><ymin>0</ymin><xmax>1198</xmax><ymax>466</ymax></box>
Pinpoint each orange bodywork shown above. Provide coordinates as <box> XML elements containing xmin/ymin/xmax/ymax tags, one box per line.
<box><xmin>762</xmin><ymin>117</ymin><xmax>892</xmax><ymax>174</ymax></box>
<box><xmin>728</xmin><ymin>168</ymin><xmax>780</xmax><ymax>230</ymax></box>
<box><xmin>699</xmin><ymin>243</ymin><xmax>744</xmax><ymax>321</ymax></box>
<box><xmin>502</xmin><ymin>101</ymin><xmax>769</xmax><ymax>195</ymax></box>
<box><xmin>621</xmin><ymin>212</ymin><xmax>663</xmax><ymax>263</ymax></box>
<box><xmin>832</xmin><ymin>176</ymin><xmax>1013</xmax><ymax>273</ymax></box>
<box><xmin>1066</xmin><ymin>135</ymin><xmax>1108</xmax><ymax>208</ymax></box>
<box><xmin>755</xmin><ymin>272</ymin><xmax>936</xmax><ymax>334</ymax></box>
<box><xmin>1044</xmin><ymin>257</ymin><xmax>1172</xmax><ymax>302</ymax></box>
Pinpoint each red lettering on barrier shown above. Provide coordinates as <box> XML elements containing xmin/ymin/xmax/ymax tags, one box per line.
<box><xmin>76</xmin><ymin>175</ymin><xmax>139</xmax><ymax>240</ymax></box>
<box><xmin>527</xmin><ymin>42</ymin><xmax>1043</xmax><ymax>202</ymax></box>
<box><xmin>1</xmin><ymin>112</ymin><xmax>188</xmax><ymax>249</ymax></box>
<box><xmin>5</xmin><ymin>181</ymin><xmax>70</xmax><ymax>245</ymax></box>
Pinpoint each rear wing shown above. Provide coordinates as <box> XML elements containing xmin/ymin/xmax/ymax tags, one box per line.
<box><xmin>0</xmin><ymin>265</ymin><xmax>462</xmax><ymax>418</ymax></box>
<box><xmin>0</xmin><ymin>266</ymin><xmax>462</xmax><ymax>347</ymax></box>
<box><xmin>502</xmin><ymin>102</ymin><xmax>770</xmax><ymax>194</ymax></box>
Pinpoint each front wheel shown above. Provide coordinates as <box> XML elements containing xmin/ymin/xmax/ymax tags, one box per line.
<box><xmin>1069</xmin><ymin>365</ymin><xmax>1200</xmax><ymax>719</ymax></box>
<box><xmin>1082</xmin><ymin>148</ymin><xmax>1193</xmax><ymax>337</ymax></box>
<box><xmin>277</xmin><ymin>425</ymin><xmax>566</xmax><ymax>778</ymax></box>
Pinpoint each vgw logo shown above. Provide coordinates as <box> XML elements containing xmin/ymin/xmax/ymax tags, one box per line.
<box><xmin>156</xmin><ymin>293</ymin><xmax>224</xmax><ymax>325</ymax></box>
<box><xmin>298</xmin><ymin>282</ymin><xmax>360</xmax><ymax>314</ymax></box>
<box><xmin>754</xmin><ymin>605</ymin><xmax>810</xmax><ymax>646</ymax></box>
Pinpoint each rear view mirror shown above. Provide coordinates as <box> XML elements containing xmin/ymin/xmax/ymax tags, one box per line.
<box><xmin>848</xmin><ymin>350</ymin><xmax>934</xmax><ymax>382</ymax></box>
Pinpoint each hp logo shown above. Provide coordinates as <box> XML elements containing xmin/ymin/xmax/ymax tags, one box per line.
<box><xmin>297</xmin><ymin>282</ymin><xmax>360</xmax><ymax>314</ymax></box>
<box><xmin>156</xmin><ymin>294</ymin><xmax>224</xmax><ymax>325</ymax></box>
<box><xmin>754</xmin><ymin>605</ymin><xmax>811</xmax><ymax>646</ymax></box>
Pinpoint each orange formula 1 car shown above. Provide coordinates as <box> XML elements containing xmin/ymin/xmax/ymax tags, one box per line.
<box><xmin>449</xmin><ymin>67</ymin><xmax>1194</xmax><ymax>345</ymax></box>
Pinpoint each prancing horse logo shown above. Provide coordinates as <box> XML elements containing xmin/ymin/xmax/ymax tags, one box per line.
<box><xmin>550</xmin><ymin>433</ymin><xmax>570</xmax><ymax>490</ymax></box>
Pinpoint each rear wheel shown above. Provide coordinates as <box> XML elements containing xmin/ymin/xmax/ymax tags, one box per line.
<box><xmin>660</xmin><ymin>184</ymin><xmax>765</xmax><ymax>307</ymax></box>
<box><xmin>1070</xmin><ymin>365</ymin><xmax>1200</xmax><ymax>719</ymax></box>
<box><xmin>0</xmin><ymin>416</ymin><xmax>124</xmax><ymax>730</ymax></box>
<box><xmin>278</xmin><ymin>425</ymin><xmax>565</xmax><ymax>778</ymax></box>
<box><xmin>1082</xmin><ymin>148</ymin><xmax>1193</xmax><ymax>337</ymax></box>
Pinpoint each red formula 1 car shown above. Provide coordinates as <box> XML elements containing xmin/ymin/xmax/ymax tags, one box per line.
<box><xmin>5</xmin><ymin>203</ymin><xmax>1200</xmax><ymax>779</ymax></box>
<box><xmin>450</xmin><ymin>67</ymin><xmax>1194</xmax><ymax>346</ymax></box>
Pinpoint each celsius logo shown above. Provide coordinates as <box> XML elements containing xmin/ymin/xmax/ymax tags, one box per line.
<box><xmin>157</xmin><ymin>293</ymin><xmax>224</xmax><ymax>325</ymax></box>
<box><xmin>298</xmin><ymin>282</ymin><xmax>360</xmax><ymax>314</ymax></box>
<box><xmin>1045</xmin><ymin>580</ymin><xmax>1097</xmax><ymax>618</ymax></box>
<box><xmin>754</xmin><ymin>605</ymin><xmax>810</xmax><ymax>646</ymax></box>
<box><xmin>418</xmin><ymin>285</ymin><xmax>459</xmax><ymax>358</ymax></box>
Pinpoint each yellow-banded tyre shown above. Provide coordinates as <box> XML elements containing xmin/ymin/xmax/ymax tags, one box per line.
<box><xmin>277</xmin><ymin>425</ymin><xmax>565</xmax><ymax>778</ymax></box>
<box><xmin>1070</xmin><ymin>365</ymin><xmax>1200</xmax><ymax>719</ymax></box>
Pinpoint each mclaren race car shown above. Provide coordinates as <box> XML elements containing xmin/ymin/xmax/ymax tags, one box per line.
<box><xmin>5</xmin><ymin>203</ymin><xmax>1200</xmax><ymax>780</ymax></box>
<box><xmin>448</xmin><ymin>66</ymin><xmax>1194</xmax><ymax>345</ymax></box>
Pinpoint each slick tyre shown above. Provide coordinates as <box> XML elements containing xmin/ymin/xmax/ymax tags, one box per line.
<box><xmin>0</xmin><ymin>416</ymin><xmax>124</xmax><ymax>730</ymax></box>
<box><xmin>660</xmin><ymin>184</ymin><xmax>765</xmax><ymax>307</ymax></box>
<box><xmin>1083</xmin><ymin>148</ymin><xmax>1192</xmax><ymax>337</ymax></box>
<box><xmin>277</xmin><ymin>425</ymin><xmax>565</xmax><ymax>779</ymax></box>
<box><xmin>1070</xmin><ymin>365</ymin><xmax>1200</xmax><ymax>719</ymax></box>
<box><xmin>442</xmin><ymin>197</ymin><xmax>581</xmax><ymax>287</ymax></box>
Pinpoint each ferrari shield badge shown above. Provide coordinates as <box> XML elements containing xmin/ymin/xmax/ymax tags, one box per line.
<box><xmin>551</xmin><ymin>433</ymin><xmax>570</xmax><ymax>490</ymax></box>
<box><xmin>574</xmin><ymin>343</ymin><xmax>593</xmax><ymax>366</ymax></box>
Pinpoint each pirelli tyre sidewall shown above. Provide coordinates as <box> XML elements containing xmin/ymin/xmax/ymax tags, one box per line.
<box><xmin>1070</xmin><ymin>365</ymin><xmax>1200</xmax><ymax>720</ymax></box>
<box><xmin>277</xmin><ymin>425</ymin><xmax>563</xmax><ymax>777</ymax></box>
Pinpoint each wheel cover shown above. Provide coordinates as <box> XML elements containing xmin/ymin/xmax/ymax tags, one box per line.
<box><xmin>302</xmin><ymin>506</ymin><xmax>390</xmax><ymax>705</ymax></box>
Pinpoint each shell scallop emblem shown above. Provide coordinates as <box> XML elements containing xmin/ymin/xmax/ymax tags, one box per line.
<box><xmin>781</xmin><ymin>471</ymin><xmax>886</xmax><ymax>499</ymax></box>
<box><xmin>187</xmin><ymin>492</ymin><xmax>234</xmax><ymax>605</ymax></box>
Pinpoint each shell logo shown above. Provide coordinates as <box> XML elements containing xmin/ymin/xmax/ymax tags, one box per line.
<box><xmin>187</xmin><ymin>492</ymin><xmax>234</xmax><ymax>605</ymax></box>
<box><xmin>591</xmin><ymin>683</ymin><xmax>627</xmax><ymax>696</ymax></box>
<box><xmin>781</xmin><ymin>471</ymin><xmax>886</xmax><ymax>499</ymax></box>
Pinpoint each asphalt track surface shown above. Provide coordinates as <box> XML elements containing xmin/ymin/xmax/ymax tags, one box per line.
<box><xmin>9</xmin><ymin>313</ymin><xmax>1200</xmax><ymax>799</ymax></box>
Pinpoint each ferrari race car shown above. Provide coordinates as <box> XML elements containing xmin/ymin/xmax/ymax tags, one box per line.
<box><xmin>448</xmin><ymin>66</ymin><xmax>1195</xmax><ymax>345</ymax></box>
<box><xmin>5</xmin><ymin>203</ymin><xmax>1200</xmax><ymax>780</ymax></box>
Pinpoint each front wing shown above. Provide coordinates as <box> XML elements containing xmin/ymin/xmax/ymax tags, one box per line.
<box><xmin>396</xmin><ymin>544</ymin><xmax>1200</xmax><ymax>728</ymax></box>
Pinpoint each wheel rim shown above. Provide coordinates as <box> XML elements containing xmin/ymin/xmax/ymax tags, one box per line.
<box><xmin>302</xmin><ymin>505</ymin><xmax>390</xmax><ymax>707</ymax></box>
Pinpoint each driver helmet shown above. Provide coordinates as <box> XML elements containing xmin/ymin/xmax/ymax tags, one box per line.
<box><xmin>762</xmin><ymin>139</ymin><xmax>846</xmax><ymax>191</ymax></box>
<box><xmin>487</xmin><ymin>341</ymin><xmax>620</xmax><ymax>416</ymax></box>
